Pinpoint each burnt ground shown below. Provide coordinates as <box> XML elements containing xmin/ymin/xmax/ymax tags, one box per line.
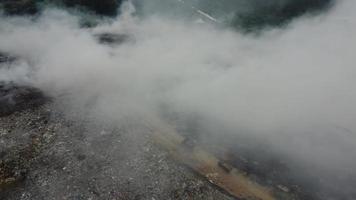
<box><xmin>0</xmin><ymin>83</ymin><xmax>48</xmax><ymax>117</ymax></box>
<box><xmin>0</xmin><ymin>93</ymin><xmax>233</xmax><ymax>200</ymax></box>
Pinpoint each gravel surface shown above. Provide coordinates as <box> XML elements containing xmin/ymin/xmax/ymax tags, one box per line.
<box><xmin>0</xmin><ymin>100</ymin><xmax>234</xmax><ymax>200</ymax></box>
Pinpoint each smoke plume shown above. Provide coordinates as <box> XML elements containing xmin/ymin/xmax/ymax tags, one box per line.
<box><xmin>0</xmin><ymin>0</ymin><xmax>355</xmax><ymax>199</ymax></box>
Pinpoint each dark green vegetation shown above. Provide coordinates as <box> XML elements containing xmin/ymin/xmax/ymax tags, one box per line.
<box><xmin>0</xmin><ymin>0</ymin><xmax>38</xmax><ymax>15</ymax></box>
<box><xmin>231</xmin><ymin>0</ymin><xmax>334</xmax><ymax>32</ymax></box>
<box><xmin>134</xmin><ymin>0</ymin><xmax>333</xmax><ymax>32</ymax></box>
<box><xmin>0</xmin><ymin>0</ymin><xmax>122</xmax><ymax>16</ymax></box>
<box><xmin>60</xmin><ymin>0</ymin><xmax>122</xmax><ymax>16</ymax></box>
<box><xmin>0</xmin><ymin>0</ymin><xmax>333</xmax><ymax>31</ymax></box>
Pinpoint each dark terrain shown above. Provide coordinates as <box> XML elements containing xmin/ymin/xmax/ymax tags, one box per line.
<box><xmin>0</xmin><ymin>86</ymin><xmax>233</xmax><ymax>200</ymax></box>
<box><xmin>1</xmin><ymin>1</ymin><xmax>352</xmax><ymax>200</ymax></box>
<box><xmin>0</xmin><ymin>51</ymin><xmax>233</xmax><ymax>200</ymax></box>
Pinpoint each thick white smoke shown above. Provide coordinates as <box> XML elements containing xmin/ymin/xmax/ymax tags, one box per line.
<box><xmin>0</xmin><ymin>0</ymin><xmax>355</xmax><ymax>199</ymax></box>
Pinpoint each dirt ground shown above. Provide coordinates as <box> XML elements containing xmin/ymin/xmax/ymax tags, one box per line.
<box><xmin>0</xmin><ymin>98</ymin><xmax>234</xmax><ymax>200</ymax></box>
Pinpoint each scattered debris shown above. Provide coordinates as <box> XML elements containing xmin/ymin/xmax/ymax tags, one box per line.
<box><xmin>0</xmin><ymin>107</ymin><xmax>55</xmax><ymax>193</ymax></box>
<box><xmin>0</xmin><ymin>103</ymin><xmax>233</xmax><ymax>200</ymax></box>
<box><xmin>0</xmin><ymin>158</ymin><xmax>27</xmax><ymax>190</ymax></box>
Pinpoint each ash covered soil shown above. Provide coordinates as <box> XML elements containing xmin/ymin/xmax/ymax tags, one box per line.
<box><xmin>0</xmin><ymin>94</ymin><xmax>233</xmax><ymax>200</ymax></box>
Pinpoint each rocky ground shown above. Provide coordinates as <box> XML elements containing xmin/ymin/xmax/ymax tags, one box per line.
<box><xmin>0</xmin><ymin>33</ymin><xmax>234</xmax><ymax>200</ymax></box>
<box><xmin>0</xmin><ymin>93</ymin><xmax>234</xmax><ymax>200</ymax></box>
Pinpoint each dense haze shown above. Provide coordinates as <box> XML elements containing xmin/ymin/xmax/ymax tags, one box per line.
<box><xmin>0</xmin><ymin>0</ymin><xmax>355</xmax><ymax>199</ymax></box>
